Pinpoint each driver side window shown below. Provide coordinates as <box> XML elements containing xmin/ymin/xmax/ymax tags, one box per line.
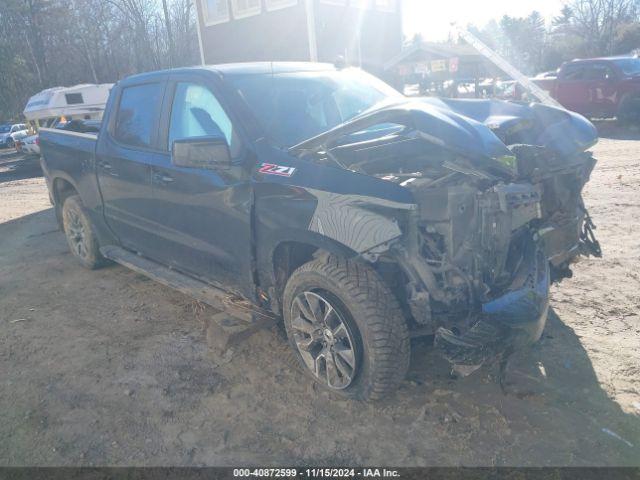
<box><xmin>563</xmin><ymin>66</ymin><xmax>584</xmax><ymax>81</ymax></box>
<box><xmin>168</xmin><ymin>82</ymin><xmax>240</xmax><ymax>157</ymax></box>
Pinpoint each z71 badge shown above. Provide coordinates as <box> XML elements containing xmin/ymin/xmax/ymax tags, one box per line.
<box><xmin>258</xmin><ymin>163</ymin><xmax>296</xmax><ymax>177</ymax></box>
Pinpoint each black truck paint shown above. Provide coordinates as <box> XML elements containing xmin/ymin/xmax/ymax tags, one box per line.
<box><xmin>39</xmin><ymin>63</ymin><xmax>601</xmax><ymax>397</ymax></box>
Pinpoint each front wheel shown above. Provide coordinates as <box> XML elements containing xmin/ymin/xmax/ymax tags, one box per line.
<box><xmin>6</xmin><ymin>137</ymin><xmax>14</xmax><ymax>149</ymax></box>
<box><xmin>282</xmin><ymin>255</ymin><xmax>410</xmax><ymax>401</ymax></box>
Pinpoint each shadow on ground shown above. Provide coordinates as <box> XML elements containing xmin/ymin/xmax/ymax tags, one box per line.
<box><xmin>393</xmin><ymin>307</ymin><xmax>639</xmax><ymax>465</ymax></box>
<box><xmin>0</xmin><ymin>150</ymin><xmax>42</xmax><ymax>183</ymax></box>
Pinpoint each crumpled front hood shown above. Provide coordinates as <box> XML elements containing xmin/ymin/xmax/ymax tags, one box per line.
<box><xmin>422</xmin><ymin>98</ymin><xmax>598</xmax><ymax>158</ymax></box>
<box><xmin>292</xmin><ymin>99</ymin><xmax>512</xmax><ymax>162</ymax></box>
<box><xmin>401</xmin><ymin>100</ymin><xmax>514</xmax><ymax>161</ymax></box>
<box><xmin>292</xmin><ymin>97</ymin><xmax>598</xmax><ymax>167</ymax></box>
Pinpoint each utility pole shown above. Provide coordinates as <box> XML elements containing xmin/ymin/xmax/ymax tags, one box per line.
<box><xmin>162</xmin><ymin>0</ymin><xmax>175</xmax><ymax>67</ymax></box>
<box><xmin>304</xmin><ymin>0</ymin><xmax>318</xmax><ymax>62</ymax></box>
<box><xmin>193</xmin><ymin>0</ymin><xmax>206</xmax><ymax>65</ymax></box>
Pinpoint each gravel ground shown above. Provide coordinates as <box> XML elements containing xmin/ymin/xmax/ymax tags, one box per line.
<box><xmin>0</xmin><ymin>131</ymin><xmax>639</xmax><ymax>466</ymax></box>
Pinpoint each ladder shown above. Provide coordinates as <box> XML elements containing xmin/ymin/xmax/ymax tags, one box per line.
<box><xmin>452</xmin><ymin>24</ymin><xmax>563</xmax><ymax>108</ymax></box>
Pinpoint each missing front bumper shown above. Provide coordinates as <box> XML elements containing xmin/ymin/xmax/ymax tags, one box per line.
<box><xmin>435</xmin><ymin>240</ymin><xmax>550</xmax><ymax>375</ymax></box>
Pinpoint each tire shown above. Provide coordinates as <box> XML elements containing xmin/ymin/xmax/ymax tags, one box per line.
<box><xmin>617</xmin><ymin>95</ymin><xmax>640</xmax><ymax>126</ymax></box>
<box><xmin>6</xmin><ymin>137</ymin><xmax>14</xmax><ymax>149</ymax></box>
<box><xmin>62</xmin><ymin>195</ymin><xmax>107</xmax><ymax>270</ymax></box>
<box><xmin>282</xmin><ymin>255</ymin><xmax>410</xmax><ymax>401</ymax></box>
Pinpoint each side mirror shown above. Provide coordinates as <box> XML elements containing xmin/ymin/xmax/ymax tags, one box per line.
<box><xmin>171</xmin><ymin>135</ymin><xmax>231</xmax><ymax>169</ymax></box>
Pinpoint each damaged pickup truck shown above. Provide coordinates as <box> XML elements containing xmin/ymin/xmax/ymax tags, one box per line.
<box><xmin>39</xmin><ymin>63</ymin><xmax>601</xmax><ymax>401</ymax></box>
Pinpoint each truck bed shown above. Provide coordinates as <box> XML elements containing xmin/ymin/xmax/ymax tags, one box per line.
<box><xmin>39</xmin><ymin>127</ymin><xmax>97</xmax><ymax>166</ymax></box>
<box><xmin>39</xmin><ymin>127</ymin><xmax>102</xmax><ymax>216</ymax></box>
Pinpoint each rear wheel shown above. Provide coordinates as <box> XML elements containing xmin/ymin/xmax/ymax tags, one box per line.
<box><xmin>282</xmin><ymin>255</ymin><xmax>410</xmax><ymax>401</ymax></box>
<box><xmin>617</xmin><ymin>95</ymin><xmax>640</xmax><ymax>126</ymax></box>
<box><xmin>62</xmin><ymin>195</ymin><xmax>107</xmax><ymax>270</ymax></box>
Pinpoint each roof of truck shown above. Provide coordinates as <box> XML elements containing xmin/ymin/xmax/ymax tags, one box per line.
<box><xmin>121</xmin><ymin>62</ymin><xmax>337</xmax><ymax>85</ymax></box>
<box><xmin>207</xmin><ymin>62</ymin><xmax>337</xmax><ymax>76</ymax></box>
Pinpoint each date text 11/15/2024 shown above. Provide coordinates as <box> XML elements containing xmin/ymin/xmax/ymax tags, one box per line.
<box><xmin>233</xmin><ymin>468</ymin><xmax>401</xmax><ymax>478</ymax></box>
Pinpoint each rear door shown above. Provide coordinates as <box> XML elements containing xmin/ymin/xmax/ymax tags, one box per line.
<box><xmin>145</xmin><ymin>74</ymin><xmax>255</xmax><ymax>297</ymax></box>
<box><xmin>96</xmin><ymin>79</ymin><xmax>168</xmax><ymax>254</ymax></box>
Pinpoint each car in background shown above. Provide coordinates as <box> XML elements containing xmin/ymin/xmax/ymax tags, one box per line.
<box><xmin>534</xmin><ymin>70</ymin><xmax>558</xmax><ymax>79</ymax></box>
<box><xmin>534</xmin><ymin>56</ymin><xmax>640</xmax><ymax>123</ymax></box>
<box><xmin>11</xmin><ymin>130</ymin><xmax>30</xmax><ymax>152</ymax></box>
<box><xmin>0</xmin><ymin>123</ymin><xmax>28</xmax><ymax>148</ymax></box>
<box><xmin>20</xmin><ymin>134</ymin><xmax>40</xmax><ymax>157</ymax></box>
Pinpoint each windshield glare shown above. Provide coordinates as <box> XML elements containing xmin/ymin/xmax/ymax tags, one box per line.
<box><xmin>613</xmin><ymin>58</ymin><xmax>640</xmax><ymax>76</ymax></box>
<box><xmin>230</xmin><ymin>68</ymin><xmax>402</xmax><ymax>147</ymax></box>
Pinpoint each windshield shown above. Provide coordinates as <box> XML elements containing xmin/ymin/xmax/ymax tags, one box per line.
<box><xmin>613</xmin><ymin>58</ymin><xmax>640</xmax><ymax>76</ymax></box>
<box><xmin>0</xmin><ymin>125</ymin><xmax>10</xmax><ymax>133</ymax></box>
<box><xmin>229</xmin><ymin>68</ymin><xmax>402</xmax><ymax>147</ymax></box>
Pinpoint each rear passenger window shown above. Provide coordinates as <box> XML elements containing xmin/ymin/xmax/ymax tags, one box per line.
<box><xmin>584</xmin><ymin>65</ymin><xmax>615</xmax><ymax>81</ymax></box>
<box><xmin>114</xmin><ymin>83</ymin><xmax>163</xmax><ymax>149</ymax></box>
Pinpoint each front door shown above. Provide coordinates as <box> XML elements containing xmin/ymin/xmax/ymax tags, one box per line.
<box><xmin>96</xmin><ymin>80</ymin><xmax>166</xmax><ymax>255</ymax></box>
<box><xmin>557</xmin><ymin>64</ymin><xmax>590</xmax><ymax>114</ymax></box>
<box><xmin>147</xmin><ymin>77</ymin><xmax>254</xmax><ymax>298</ymax></box>
<box><xmin>583</xmin><ymin>63</ymin><xmax>619</xmax><ymax>117</ymax></box>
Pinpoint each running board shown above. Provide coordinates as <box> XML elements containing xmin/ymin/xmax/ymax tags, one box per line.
<box><xmin>100</xmin><ymin>245</ymin><xmax>275</xmax><ymax>324</ymax></box>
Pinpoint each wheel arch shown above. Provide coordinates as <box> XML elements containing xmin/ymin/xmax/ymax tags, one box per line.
<box><xmin>268</xmin><ymin>234</ymin><xmax>359</xmax><ymax>314</ymax></box>
<box><xmin>52</xmin><ymin>176</ymin><xmax>80</xmax><ymax>206</ymax></box>
<box><xmin>51</xmin><ymin>175</ymin><xmax>80</xmax><ymax>229</ymax></box>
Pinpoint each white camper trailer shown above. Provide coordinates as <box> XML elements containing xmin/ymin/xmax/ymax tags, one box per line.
<box><xmin>23</xmin><ymin>83</ymin><xmax>113</xmax><ymax>129</ymax></box>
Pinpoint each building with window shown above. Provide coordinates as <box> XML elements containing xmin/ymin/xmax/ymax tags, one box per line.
<box><xmin>194</xmin><ymin>0</ymin><xmax>402</xmax><ymax>75</ymax></box>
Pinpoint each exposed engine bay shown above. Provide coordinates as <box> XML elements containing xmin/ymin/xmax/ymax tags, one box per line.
<box><xmin>292</xmin><ymin>98</ymin><xmax>602</xmax><ymax>373</ymax></box>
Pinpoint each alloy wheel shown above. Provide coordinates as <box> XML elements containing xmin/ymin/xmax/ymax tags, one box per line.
<box><xmin>290</xmin><ymin>291</ymin><xmax>358</xmax><ymax>390</ymax></box>
<box><xmin>65</xmin><ymin>210</ymin><xmax>89</xmax><ymax>260</ymax></box>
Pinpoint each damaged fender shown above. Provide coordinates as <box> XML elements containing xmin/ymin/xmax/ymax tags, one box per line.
<box><xmin>307</xmin><ymin>189</ymin><xmax>414</xmax><ymax>254</ymax></box>
<box><xmin>252</xmin><ymin>142</ymin><xmax>417</xmax><ymax>308</ymax></box>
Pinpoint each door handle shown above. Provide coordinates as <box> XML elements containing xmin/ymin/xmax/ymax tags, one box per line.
<box><xmin>153</xmin><ymin>172</ymin><xmax>174</xmax><ymax>184</ymax></box>
<box><xmin>98</xmin><ymin>161</ymin><xmax>118</xmax><ymax>176</ymax></box>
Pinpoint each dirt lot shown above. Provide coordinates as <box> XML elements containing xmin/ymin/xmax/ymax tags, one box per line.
<box><xmin>1</xmin><ymin>129</ymin><xmax>639</xmax><ymax>467</ymax></box>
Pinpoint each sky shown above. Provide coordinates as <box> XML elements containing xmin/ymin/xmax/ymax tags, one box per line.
<box><xmin>402</xmin><ymin>0</ymin><xmax>567</xmax><ymax>42</ymax></box>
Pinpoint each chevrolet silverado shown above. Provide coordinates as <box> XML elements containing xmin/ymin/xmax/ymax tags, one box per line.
<box><xmin>39</xmin><ymin>63</ymin><xmax>601</xmax><ymax>401</ymax></box>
